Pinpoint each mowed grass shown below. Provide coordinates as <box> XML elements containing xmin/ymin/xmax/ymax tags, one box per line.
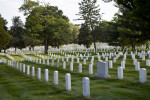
<box><xmin>0</xmin><ymin>52</ymin><xmax>150</xmax><ymax>100</ymax></box>
<box><xmin>10</xmin><ymin>54</ymin><xmax>23</xmax><ymax>61</ymax></box>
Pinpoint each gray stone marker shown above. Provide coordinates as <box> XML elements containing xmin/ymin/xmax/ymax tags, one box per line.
<box><xmin>92</xmin><ymin>56</ymin><xmax>94</xmax><ymax>60</ymax></box>
<box><xmin>16</xmin><ymin>62</ymin><xmax>19</xmax><ymax>69</ymax></box>
<box><xmin>139</xmin><ymin>68</ymin><xmax>147</xmax><ymax>83</ymax></box>
<box><xmin>62</xmin><ymin>57</ymin><xmax>64</xmax><ymax>62</ymax></box>
<box><xmin>77</xmin><ymin>58</ymin><xmax>79</xmax><ymax>63</ymax></box>
<box><xmin>36</xmin><ymin>58</ymin><xmax>38</xmax><ymax>63</ymax></box>
<box><xmin>11</xmin><ymin>61</ymin><xmax>13</xmax><ymax>67</ymax></box>
<box><xmin>109</xmin><ymin>61</ymin><xmax>113</xmax><ymax>69</ymax></box>
<box><xmin>23</xmin><ymin>64</ymin><xmax>26</xmax><ymax>73</ymax></box>
<box><xmin>54</xmin><ymin>71</ymin><xmax>58</xmax><ymax>85</ymax></box>
<box><xmin>83</xmin><ymin>59</ymin><xmax>86</xmax><ymax>65</ymax></box>
<box><xmin>52</xmin><ymin>60</ymin><xmax>54</xmax><ymax>66</ymax></box>
<box><xmin>98</xmin><ymin>56</ymin><xmax>101</xmax><ymax>61</ymax></box>
<box><xmin>83</xmin><ymin>77</ymin><xmax>90</xmax><ymax>98</ymax></box>
<box><xmin>142</xmin><ymin>55</ymin><xmax>145</xmax><ymax>61</ymax></box>
<box><xmin>27</xmin><ymin>65</ymin><xmax>30</xmax><ymax>75</ymax></box>
<box><xmin>135</xmin><ymin>62</ymin><xmax>140</xmax><ymax>71</ymax></box>
<box><xmin>105</xmin><ymin>57</ymin><xmax>108</xmax><ymax>62</ymax></box>
<box><xmin>45</xmin><ymin>69</ymin><xmax>49</xmax><ymax>82</ymax></box>
<box><xmin>79</xmin><ymin>63</ymin><xmax>82</xmax><ymax>73</ymax></box>
<box><xmin>121</xmin><ymin>61</ymin><xmax>125</xmax><ymax>69</ymax></box>
<box><xmin>9</xmin><ymin>60</ymin><xmax>11</xmax><ymax>66</ymax></box>
<box><xmin>70</xmin><ymin>62</ymin><xmax>73</xmax><ymax>71</ymax></box>
<box><xmin>146</xmin><ymin>59</ymin><xmax>150</xmax><ymax>66</ymax></box>
<box><xmin>133</xmin><ymin>59</ymin><xmax>137</xmax><ymax>65</ymax></box>
<box><xmin>96</xmin><ymin>62</ymin><xmax>110</xmax><ymax>79</ymax></box>
<box><xmin>91</xmin><ymin>59</ymin><xmax>94</xmax><ymax>65</ymax></box>
<box><xmin>118</xmin><ymin>67</ymin><xmax>123</xmax><ymax>79</ymax></box>
<box><xmin>89</xmin><ymin>64</ymin><xmax>93</xmax><ymax>75</ymax></box>
<box><xmin>20</xmin><ymin>63</ymin><xmax>22</xmax><ymax>71</ymax></box>
<box><xmin>63</xmin><ymin>61</ymin><xmax>66</xmax><ymax>69</ymax></box>
<box><xmin>66</xmin><ymin>57</ymin><xmax>69</xmax><ymax>62</ymax></box>
<box><xmin>32</xmin><ymin>67</ymin><xmax>35</xmax><ymax>77</ymax></box>
<box><xmin>37</xmin><ymin>68</ymin><xmax>41</xmax><ymax>80</ymax></box>
<box><xmin>65</xmin><ymin>73</ymin><xmax>71</xmax><ymax>91</ymax></box>
<box><xmin>86</xmin><ymin>56</ymin><xmax>88</xmax><ymax>60</ymax></box>
<box><xmin>39</xmin><ymin>59</ymin><xmax>41</xmax><ymax>64</ymax></box>
<box><xmin>47</xmin><ymin>59</ymin><xmax>49</xmax><ymax>65</ymax></box>
<box><xmin>71</xmin><ymin>57</ymin><xmax>74</xmax><ymax>62</ymax></box>
<box><xmin>57</xmin><ymin>61</ymin><xmax>59</xmax><ymax>67</ymax></box>
<box><xmin>14</xmin><ymin>62</ymin><xmax>16</xmax><ymax>68</ymax></box>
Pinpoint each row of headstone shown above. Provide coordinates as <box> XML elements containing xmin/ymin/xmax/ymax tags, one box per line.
<box><xmin>26</xmin><ymin>56</ymin><xmax>96</xmax><ymax>75</ymax></box>
<box><xmin>6</xmin><ymin>59</ymin><xmax>91</xmax><ymax>98</ymax></box>
<box><xmin>96</xmin><ymin>60</ymin><xmax>147</xmax><ymax>83</ymax></box>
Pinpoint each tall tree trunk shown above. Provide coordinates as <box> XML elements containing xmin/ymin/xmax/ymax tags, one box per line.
<box><xmin>44</xmin><ymin>39</ymin><xmax>48</xmax><ymax>54</ymax></box>
<box><xmin>132</xmin><ymin>43</ymin><xmax>135</xmax><ymax>53</ymax></box>
<box><xmin>91</xmin><ymin>27</ymin><xmax>96</xmax><ymax>52</ymax></box>
<box><xmin>15</xmin><ymin>47</ymin><xmax>17</xmax><ymax>52</ymax></box>
<box><xmin>146</xmin><ymin>45</ymin><xmax>149</xmax><ymax>49</ymax></box>
<box><xmin>29</xmin><ymin>47</ymin><xmax>31</xmax><ymax>51</ymax></box>
<box><xmin>0</xmin><ymin>49</ymin><xmax>1</xmax><ymax>52</ymax></box>
<box><xmin>4</xmin><ymin>49</ymin><xmax>6</xmax><ymax>53</ymax></box>
<box><xmin>32</xmin><ymin>46</ymin><xmax>34</xmax><ymax>51</ymax></box>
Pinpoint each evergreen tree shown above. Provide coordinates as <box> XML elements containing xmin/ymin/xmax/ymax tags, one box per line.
<box><xmin>10</xmin><ymin>16</ymin><xmax>25</xmax><ymax>51</ymax></box>
<box><xmin>78</xmin><ymin>24</ymin><xmax>92</xmax><ymax>48</ymax></box>
<box><xmin>77</xmin><ymin>0</ymin><xmax>101</xmax><ymax>50</ymax></box>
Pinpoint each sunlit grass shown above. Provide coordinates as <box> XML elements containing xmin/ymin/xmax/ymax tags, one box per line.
<box><xmin>0</xmin><ymin>52</ymin><xmax>150</xmax><ymax>100</ymax></box>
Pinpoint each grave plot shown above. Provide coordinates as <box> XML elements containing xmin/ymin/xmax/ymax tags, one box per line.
<box><xmin>0</xmin><ymin>49</ymin><xmax>150</xmax><ymax>100</ymax></box>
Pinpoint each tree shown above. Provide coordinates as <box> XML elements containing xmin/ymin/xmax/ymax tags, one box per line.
<box><xmin>20</xmin><ymin>0</ymin><xmax>72</xmax><ymax>53</ymax></box>
<box><xmin>10</xmin><ymin>16</ymin><xmax>25</xmax><ymax>51</ymax></box>
<box><xmin>0</xmin><ymin>14</ymin><xmax>11</xmax><ymax>52</ymax></box>
<box><xmin>78</xmin><ymin>24</ymin><xmax>92</xmax><ymax>48</ymax></box>
<box><xmin>103</xmin><ymin>0</ymin><xmax>150</xmax><ymax>52</ymax></box>
<box><xmin>69</xmin><ymin>23</ymin><xmax>79</xmax><ymax>44</ymax></box>
<box><xmin>23</xmin><ymin>35</ymin><xmax>42</xmax><ymax>51</ymax></box>
<box><xmin>77</xmin><ymin>0</ymin><xmax>101</xmax><ymax>50</ymax></box>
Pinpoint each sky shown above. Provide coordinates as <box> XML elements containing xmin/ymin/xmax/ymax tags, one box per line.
<box><xmin>0</xmin><ymin>0</ymin><xmax>118</xmax><ymax>28</ymax></box>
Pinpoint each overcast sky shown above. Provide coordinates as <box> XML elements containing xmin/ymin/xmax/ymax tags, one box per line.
<box><xmin>0</xmin><ymin>0</ymin><xmax>118</xmax><ymax>28</ymax></box>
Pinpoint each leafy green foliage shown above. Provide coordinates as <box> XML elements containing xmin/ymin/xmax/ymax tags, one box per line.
<box><xmin>0</xmin><ymin>14</ymin><xmax>11</xmax><ymax>50</ymax></box>
<box><xmin>9</xmin><ymin>16</ymin><xmax>25</xmax><ymax>50</ymax></box>
<box><xmin>77</xmin><ymin>0</ymin><xmax>101</xmax><ymax>49</ymax></box>
<box><xmin>102</xmin><ymin>0</ymin><xmax>150</xmax><ymax>51</ymax></box>
<box><xmin>69</xmin><ymin>23</ymin><xmax>79</xmax><ymax>44</ymax></box>
<box><xmin>23</xmin><ymin>35</ymin><xmax>42</xmax><ymax>50</ymax></box>
<box><xmin>78</xmin><ymin>24</ymin><xmax>92</xmax><ymax>48</ymax></box>
<box><xmin>20</xmin><ymin>0</ymin><xmax>72</xmax><ymax>53</ymax></box>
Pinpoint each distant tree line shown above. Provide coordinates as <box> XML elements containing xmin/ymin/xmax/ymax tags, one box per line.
<box><xmin>0</xmin><ymin>0</ymin><xmax>150</xmax><ymax>54</ymax></box>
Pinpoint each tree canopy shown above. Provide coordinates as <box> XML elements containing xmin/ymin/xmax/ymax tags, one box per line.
<box><xmin>77</xmin><ymin>0</ymin><xmax>101</xmax><ymax>49</ymax></box>
<box><xmin>20</xmin><ymin>0</ymin><xmax>72</xmax><ymax>53</ymax></box>
<box><xmin>0</xmin><ymin>14</ymin><xmax>11</xmax><ymax>51</ymax></box>
<box><xmin>9</xmin><ymin>16</ymin><xmax>25</xmax><ymax>51</ymax></box>
<box><xmin>102</xmin><ymin>0</ymin><xmax>150</xmax><ymax>52</ymax></box>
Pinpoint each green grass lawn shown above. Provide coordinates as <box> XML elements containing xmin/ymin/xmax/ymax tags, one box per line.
<box><xmin>0</xmin><ymin>52</ymin><xmax>150</xmax><ymax>100</ymax></box>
